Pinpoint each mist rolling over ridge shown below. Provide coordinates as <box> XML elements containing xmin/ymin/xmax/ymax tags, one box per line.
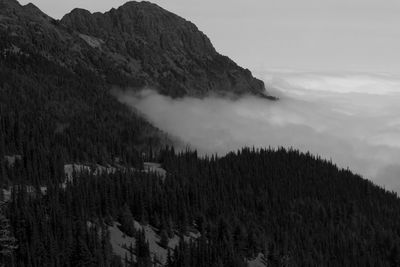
<box><xmin>116</xmin><ymin>71</ymin><xmax>400</xmax><ymax>193</ymax></box>
<box><xmin>3</xmin><ymin>0</ymin><xmax>400</xmax><ymax>265</ymax></box>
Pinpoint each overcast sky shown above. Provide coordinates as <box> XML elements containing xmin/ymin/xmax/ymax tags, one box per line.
<box><xmin>19</xmin><ymin>0</ymin><xmax>400</xmax><ymax>73</ymax></box>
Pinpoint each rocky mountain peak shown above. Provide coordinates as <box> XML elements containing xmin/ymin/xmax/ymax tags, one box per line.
<box><xmin>22</xmin><ymin>2</ymin><xmax>53</xmax><ymax>21</ymax></box>
<box><xmin>1</xmin><ymin>0</ymin><xmax>270</xmax><ymax>98</ymax></box>
<box><xmin>0</xmin><ymin>0</ymin><xmax>51</xmax><ymax>21</ymax></box>
<box><xmin>60</xmin><ymin>1</ymin><xmax>268</xmax><ymax>97</ymax></box>
<box><xmin>62</xmin><ymin>1</ymin><xmax>216</xmax><ymax>57</ymax></box>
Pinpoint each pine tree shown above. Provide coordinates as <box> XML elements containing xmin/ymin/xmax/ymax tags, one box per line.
<box><xmin>159</xmin><ymin>229</ymin><xmax>169</xmax><ymax>249</ymax></box>
<box><xmin>120</xmin><ymin>203</ymin><xmax>136</xmax><ymax>237</ymax></box>
<box><xmin>0</xmin><ymin>204</ymin><xmax>17</xmax><ymax>267</ymax></box>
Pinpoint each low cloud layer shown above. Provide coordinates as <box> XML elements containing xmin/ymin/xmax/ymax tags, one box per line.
<box><xmin>116</xmin><ymin>71</ymin><xmax>400</xmax><ymax>193</ymax></box>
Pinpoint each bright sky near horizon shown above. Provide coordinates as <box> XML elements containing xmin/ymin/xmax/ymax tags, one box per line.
<box><xmin>18</xmin><ymin>0</ymin><xmax>400</xmax><ymax>74</ymax></box>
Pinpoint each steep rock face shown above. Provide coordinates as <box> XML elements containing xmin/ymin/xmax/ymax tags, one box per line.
<box><xmin>60</xmin><ymin>1</ymin><xmax>267</xmax><ymax>97</ymax></box>
<box><xmin>0</xmin><ymin>0</ymin><xmax>269</xmax><ymax>98</ymax></box>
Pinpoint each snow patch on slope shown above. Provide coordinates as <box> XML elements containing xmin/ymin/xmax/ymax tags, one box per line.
<box><xmin>143</xmin><ymin>162</ymin><xmax>167</xmax><ymax>181</ymax></box>
<box><xmin>108</xmin><ymin>222</ymin><xmax>137</xmax><ymax>263</ymax></box>
<box><xmin>64</xmin><ymin>162</ymin><xmax>166</xmax><ymax>182</ymax></box>
<box><xmin>64</xmin><ymin>164</ymin><xmax>118</xmax><ymax>181</ymax></box>
<box><xmin>109</xmin><ymin>220</ymin><xmax>200</xmax><ymax>266</ymax></box>
<box><xmin>79</xmin><ymin>34</ymin><xmax>104</xmax><ymax>48</ymax></box>
<box><xmin>2</xmin><ymin>186</ymin><xmax>47</xmax><ymax>202</ymax></box>
<box><xmin>4</xmin><ymin>155</ymin><xmax>22</xmax><ymax>166</ymax></box>
<box><xmin>248</xmin><ymin>253</ymin><xmax>267</xmax><ymax>267</ymax></box>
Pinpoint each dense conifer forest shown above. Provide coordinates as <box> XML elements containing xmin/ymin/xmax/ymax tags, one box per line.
<box><xmin>0</xmin><ymin>28</ymin><xmax>168</xmax><ymax>176</ymax></box>
<box><xmin>1</xmin><ymin>145</ymin><xmax>400</xmax><ymax>266</ymax></box>
<box><xmin>1</xmin><ymin>2</ymin><xmax>400</xmax><ymax>266</ymax></box>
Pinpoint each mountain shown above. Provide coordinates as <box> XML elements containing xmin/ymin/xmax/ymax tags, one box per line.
<box><xmin>0</xmin><ymin>0</ymin><xmax>169</xmax><ymax>168</ymax></box>
<box><xmin>0</xmin><ymin>0</ymin><xmax>269</xmax><ymax>98</ymax></box>
<box><xmin>0</xmin><ymin>0</ymin><xmax>272</xmax><ymax>169</ymax></box>
<box><xmin>2</xmin><ymin>1</ymin><xmax>400</xmax><ymax>267</ymax></box>
<box><xmin>61</xmin><ymin>2</ymin><xmax>269</xmax><ymax>97</ymax></box>
<box><xmin>5</xmin><ymin>147</ymin><xmax>400</xmax><ymax>266</ymax></box>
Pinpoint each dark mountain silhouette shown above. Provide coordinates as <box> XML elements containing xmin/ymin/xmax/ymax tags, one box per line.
<box><xmin>61</xmin><ymin>2</ymin><xmax>269</xmax><ymax>97</ymax></box>
<box><xmin>0</xmin><ymin>0</ymin><xmax>269</xmax><ymax>98</ymax></box>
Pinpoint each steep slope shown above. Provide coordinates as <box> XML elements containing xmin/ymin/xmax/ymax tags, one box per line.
<box><xmin>60</xmin><ymin>1</ymin><xmax>268</xmax><ymax>97</ymax></box>
<box><xmin>0</xmin><ymin>0</ymin><xmax>272</xmax><ymax>168</ymax></box>
<box><xmin>0</xmin><ymin>0</ymin><xmax>269</xmax><ymax>98</ymax></box>
<box><xmin>2</xmin><ymin>1</ymin><xmax>400</xmax><ymax>267</ymax></box>
<box><xmin>6</xmin><ymin>147</ymin><xmax>400</xmax><ymax>266</ymax></box>
<box><xmin>0</xmin><ymin>0</ymin><xmax>171</xmax><ymax>171</ymax></box>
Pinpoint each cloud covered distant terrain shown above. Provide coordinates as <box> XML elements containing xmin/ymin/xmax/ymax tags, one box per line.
<box><xmin>116</xmin><ymin>71</ymin><xmax>400</xmax><ymax>193</ymax></box>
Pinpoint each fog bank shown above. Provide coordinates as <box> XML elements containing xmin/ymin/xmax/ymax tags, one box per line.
<box><xmin>116</xmin><ymin>71</ymin><xmax>400</xmax><ymax>193</ymax></box>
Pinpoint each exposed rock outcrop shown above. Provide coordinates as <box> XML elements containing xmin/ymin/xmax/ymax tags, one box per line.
<box><xmin>61</xmin><ymin>1</ymin><xmax>268</xmax><ymax>97</ymax></box>
<box><xmin>1</xmin><ymin>0</ymin><xmax>270</xmax><ymax>98</ymax></box>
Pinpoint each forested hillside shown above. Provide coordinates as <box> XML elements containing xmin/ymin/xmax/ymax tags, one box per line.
<box><xmin>0</xmin><ymin>27</ymin><xmax>168</xmax><ymax>178</ymax></box>
<box><xmin>1</xmin><ymin>0</ymin><xmax>400</xmax><ymax>266</ymax></box>
<box><xmin>2</xmin><ymin>148</ymin><xmax>400</xmax><ymax>266</ymax></box>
